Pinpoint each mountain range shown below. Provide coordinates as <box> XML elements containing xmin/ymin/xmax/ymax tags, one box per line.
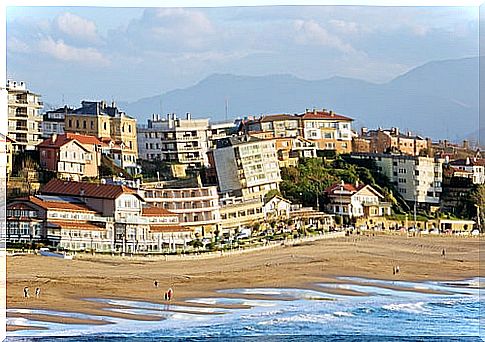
<box><xmin>119</xmin><ymin>57</ymin><xmax>479</xmax><ymax>143</ymax></box>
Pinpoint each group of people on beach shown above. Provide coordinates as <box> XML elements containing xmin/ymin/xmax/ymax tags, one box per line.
<box><xmin>154</xmin><ymin>281</ymin><xmax>174</xmax><ymax>301</ymax></box>
<box><xmin>392</xmin><ymin>265</ymin><xmax>400</xmax><ymax>275</ymax></box>
<box><xmin>23</xmin><ymin>286</ymin><xmax>41</xmax><ymax>299</ymax></box>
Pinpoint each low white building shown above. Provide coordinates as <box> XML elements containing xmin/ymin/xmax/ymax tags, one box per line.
<box><xmin>448</xmin><ymin>157</ymin><xmax>485</xmax><ymax>184</ymax></box>
<box><xmin>263</xmin><ymin>195</ymin><xmax>292</xmax><ymax>221</ymax></box>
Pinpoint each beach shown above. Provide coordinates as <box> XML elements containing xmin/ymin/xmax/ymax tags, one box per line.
<box><xmin>6</xmin><ymin>233</ymin><xmax>482</xmax><ymax>329</ymax></box>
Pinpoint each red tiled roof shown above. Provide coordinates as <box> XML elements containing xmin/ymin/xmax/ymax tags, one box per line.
<box><xmin>7</xmin><ymin>202</ymin><xmax>37</xmax><ymax>211</ymax></box>
<box><xmin>47</xmin><ymin>220</ymin><xmax>105</xmax><ymax>231</ymax></box>
<box><xmin>64</xmin><ymin>133</ymin><xmax>103</xmax><ymax>146</ymax></box>
<box><xmin>41</xmin><ymin>179</ymin><xmax>138</xmax><ymax>200</ymax></box>
<box><xmin>27</xmin><ymin>196</ymin><xmax>98</xmax><ymax>212</ymax></box>
<box><xmin>149</xmin><ymin>224</ymin><xmax>190</xmax><ymax>233</ymax></box>
<box><xmin>38</xmin><ymin>133</ymin><xmax>103</xmax><ymax>149</ymax></box>
<box><xmin>324</xmin><ymin>182</ymin><xmax>366</xmax><ymax>194</ymax></box>
<box><xmin>142</xmin><ymin>206</ymin><xmax>177</xmax><ymax>217</ymax></box>
<box><xmin>298</xmin><ymin>111</ymin><xmax>353</xmax><ymax>121</ymax></box>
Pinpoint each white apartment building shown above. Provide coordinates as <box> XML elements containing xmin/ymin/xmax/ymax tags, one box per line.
<box><xmin>7</xmin><ymin>80</ymin><xmax>43</xmax><ymax>151</ymax></box>
<box><xmin>351</xmin><ymin>153</ymin><xmax>444</xmax><ymax>208</ymax></box>
<box><xmin>213</xmin><ymin>135</ymin><xmax>281</xmax><ymax>200</ymax></box>
<box><xmin>141</xmin><ymin>182</ymin><xmax>221</xmax><ymax>237</ymax></box>
<box><xmin>138</xmin><ymin>113</ymin><xmax>235</xmax><ymax>168</ymax></box>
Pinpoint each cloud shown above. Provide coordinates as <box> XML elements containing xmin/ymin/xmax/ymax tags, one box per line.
<box><xmin>37</xmin><ymin>37</ymin><xmax>110</xmax><ymax>66</ymax></box>
<box><xmin>7</xmin><ymin>36</ymin><xmax>31</xmax><ymax>53</ymax></box>
<box><xmin>293</xmin><ymin>19</ymin><xmax>357</xmax><ymax>54</ymax></box>
<box><xmin>119</xmin><ymin>8</ymin><xmax>217</xmax><ymax>51</ymax></box>
<box><xmin>55</xmin><ymin>12</ymin><xmax>100</xmax><ymax>44</ymax></box>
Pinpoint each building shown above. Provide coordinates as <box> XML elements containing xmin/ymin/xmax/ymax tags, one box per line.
<box><xmin>350</xmin><ymin>153</ymin><xmax>444</xmax><ymax>209</ymax></box>
<box><xmin>138</xmin><ymin>113</ymin><xmax>210</xmax><ymax>168</ymax></box>
<box><xmin>137</xmin><ymin>113</ymin><xmax>235</xmax><ymax>169</ymax></box>
<box><xmin>219</xmin><ymin>196</ymin><xmax>264</xmax><ymax>235</ymax></box>
<box><xmin>244</xmin><ymin>114</ymin><xmax>300</xmax><ymax>138</ymax></box>
<box><xmin>324</xmin><ymin>182</ymin><xmax>391</xmax><ymax>219</ymax></box>
<box><xmin>297</xmin><ymin>109</ymin><xmax>354</xmax><ymax>153</ymax></box>
<box><xmin>448</xmin><ymin>157</ymin><xmax>485</xmax><ymax>184</ymax></box>
<box><xmin>64</xmin><ymin>101</ymin><xmax>138</xmax><ymax>174</ymax></box>
<box><xmin>263</xmin><ymin>195</ymin><xmax>292</xmax><ymax>221</ymax></box>
<box><xmin>6</xmin><ymin>195</ymin><xmax>112</xmax><ymax>250</ymax></box>
<box><xmin>141</xmin><ymin>180</ymin><xmax>221</xmax><ymax>237</ymax></box>
<box><xmin>38</xmin><ymin>133</ymin><xmax>102</xmax><ymax>180</ymax></box>
<box><xmin>41</xmin><ymin>106</ymin><xmax>72</xmax><ymax>139</ymax></box>
<box><xmin>0</xmin><ymin>134</ymin><xmax>14</xmax><ymax>178</ymax></box>
<box><xmin>273</xmin><ymin>136</ymin><xmax>317</xmax><ymax>168</ymax></box>
<box><xmin>34</xmin><ymin>179</ymin><xmax>189</xmax><ymax>252</ymax></box>
<box><xmin>354</xmin><ymin>127</ymin><xmax>430</xmax><ymax>156</ymax></box>
<box><xmin>212</xmin><ymin>135</ymin><xmax>281</xmax><ymax>200</ymax></box>
<box><xmin>7</xmin><ymin>80</ymin><xmax>43</xmax><ymax>151</ymax></box>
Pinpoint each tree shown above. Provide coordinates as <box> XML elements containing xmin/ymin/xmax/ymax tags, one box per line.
<box><xmin>470</xmin><ymin>185</ymin><xmax>485</xmax><ymax>232</ymax></box>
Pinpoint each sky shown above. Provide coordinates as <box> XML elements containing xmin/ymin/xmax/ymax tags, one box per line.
<box><xmin>5</xmin><ymin>5</ymin><xmax>479</xmax><ymax>108</ymax></box>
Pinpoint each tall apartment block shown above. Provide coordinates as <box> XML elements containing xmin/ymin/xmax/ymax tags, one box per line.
<box><xmin>7</xmin><ymin>80</ymin><xmax>43</xmax><ymax>151</ymax></box>
<box><xmin>350</xmin><ymin>153</ymin><xmax>444</xmax><ymax>209</ymax></box>
<box><xmin>212</xmin><ymin>135</ymin><xmax>281</xmax><ymax>200</ymax></box>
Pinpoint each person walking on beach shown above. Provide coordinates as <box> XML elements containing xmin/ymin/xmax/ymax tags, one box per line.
<box><xmin>396</xmin><ymin>265</ymin><xmax>400</xmax><ymax>274</ymax></box>
<box><xmin>35</xmin><ymin>287</ymin><xmax>41</xmax><ymax>298</ymax></box>
<box><xmin>23</xmin><ymin>287</ymin><xmax>29</xmax><ymax>298</ymax></box>
<box><xmin>154</xmin><ymin>280</ymin><xmax>159</xmax><ymax>288</ymax></box>
<box><xmin>442</xmin><ymin>249</ymin><xmax>446</xmax><ymax>258</ymax></box>
<box><xmin>392</xmin><ymin>266</ymin><xmax>396</xmax><ymax>275</ymax></box>
<box><xmin>167</xmin><ymin>287</ymin><xmax>174</xmax><ymax>301</ymax></box>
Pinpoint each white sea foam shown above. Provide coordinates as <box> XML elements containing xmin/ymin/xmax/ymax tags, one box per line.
<box><xmin>333</xmin><ymin>311</ymin><xmax>354</xmax><ymax>317</ymax></box>
<box><xmin>258</xmin><ymin>313</ymin><xmax>336</xmax><ymax>325</ymax></box>
<box><xmin>382</xmin><ymin>302</ymin><xmax>429</xmax><ymax>314</ymax></box>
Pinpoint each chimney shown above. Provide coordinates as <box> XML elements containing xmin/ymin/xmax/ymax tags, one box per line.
<box><xmin>355</xmin><ymin>180</ymin><xmax>359</xmax><ymax>188</ymax></box>
<box><xmin>407</xmin><ymin>131</ymin><xmax>412</xmax><ymax>137</ymax></box>
<box><xmin>51</xmin><ymin>133</ymin><xmax>57</xmax><ymax>143</ymax></box>
<box><xmin>463</xmin><ymin>140</ymin><xmax>469</xmax><ymax>150</ymax></box>
<box><xmin>112</xmin><ymin>101</ymin><xmax>116</xmax><ymax>108</ymax></box>
<box><xmin>466</xmin><ymin>157</ymin><xmax>470</xmax><ymax>165</ymax></box>
<box><xmin>329</xmin><ymin>110</ymin><xmax>334</xmax><ymax>117</ymax></box>
<box><xmin>313</xmin><ymin>108</ymin><xmax>317</xmax><ymax>114</ymax></box>
<box><xmin>186</xmin><ymin>112</ymin><xmax>192</xmax><ymax>120</ymax></box>
<box><xmin>361</xmin><ymin>127</ymin><xmax>368</xmax><ymax>136</ymax></box>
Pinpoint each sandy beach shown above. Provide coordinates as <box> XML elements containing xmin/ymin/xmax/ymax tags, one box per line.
<box><xmin>6</xmin><ymin>233</ymin><xmax>482</xmax><ymax>328</ymax></box>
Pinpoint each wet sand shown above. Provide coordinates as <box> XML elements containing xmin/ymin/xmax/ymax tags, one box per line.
<box><xmin>7</xmin><ymin>233</ymin><xmax>482</xmax><ymax>329</ymax></box>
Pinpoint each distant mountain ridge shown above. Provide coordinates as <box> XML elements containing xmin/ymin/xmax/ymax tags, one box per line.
<box><xmin>121</xmin><ymin>57</ymin><xmax>479</xmax><ymax>141</ymax></box>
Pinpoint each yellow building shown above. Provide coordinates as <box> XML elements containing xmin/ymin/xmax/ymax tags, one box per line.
<box><xmin>64</xmin><ymin>101</ymin><xmax>138</xmax><ymax>168</ymax></box>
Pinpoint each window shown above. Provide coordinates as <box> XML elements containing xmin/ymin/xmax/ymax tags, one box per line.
<box><xmin>68</xmin><ymin>119</ymin><xmax>72</xmax><ymax>128</ymax></box>
<box><xmin>83</xmin><ymin>120</ymin><xmax>86</xmax><ymax>129</ymax></box>
<box><xmin>76</xmin><ymin>120</ymin><xmax>80</xmax><ymax>128</ymax></box>
<box><xmin>104</xmin><ymin>122</ymin><xmax>107</xmax><ymax>130</ymax></box>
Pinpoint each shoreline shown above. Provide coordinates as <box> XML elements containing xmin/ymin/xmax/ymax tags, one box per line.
<box><xmin>7</xmin><ymin>233</ymin><xmax>482</xmax><ymax>331</ymax></box>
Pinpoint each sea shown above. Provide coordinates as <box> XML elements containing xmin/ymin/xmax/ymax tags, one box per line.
<box><xmin>6</xmin><ymin>277</ymin><xmax>484</xmax><ymax>341</ymax></box>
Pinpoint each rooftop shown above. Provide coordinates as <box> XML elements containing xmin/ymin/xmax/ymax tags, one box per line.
<box><xmin>41</xmin><ymin>179</ymin><xmax>139</xmax><ymax>200</ymax></box>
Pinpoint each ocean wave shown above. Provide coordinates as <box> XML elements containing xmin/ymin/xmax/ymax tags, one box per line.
<box><xmin>382</xmin><ymin>302</ymin><xmax>429</xmax><ymax>314</ymax></box>
<box><xmin>258</xmin><ymin>313</ymin><xmax>336</xmax><ymax>325</ymax></box>
<box><xmin>333</xmin><ymin>311</ymin><xmax>354</xmax><ymax>317</ymax></box>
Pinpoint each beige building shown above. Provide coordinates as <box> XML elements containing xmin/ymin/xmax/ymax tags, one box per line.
<box><xmin>7</xmin><ymin>80</ymin><xmax>43</xmax><ymax>151</ymax></box>
<box><xmin>64</xmin><ymin>101</ymin><xmax>138</xmax><ymax>174</ymax></box>
<box><xmin>245</xmin><ymin>114</ymin><xmax>300</xmax><ymax>138</ymax></box>
<box><xmin>141</xmin><ymin>181</ymin><xmax>221</xmax><ymax>237</ymax></box>
<box><xmin>213</xmin><ymin>135</ymin><xmax>281</xmax><ymax>200</ymax></box>
<box><xmin>0</xmin><ymin>134</ymin><xmax>14</xmax><ymax>178</ymax></box>
<box><xmin>355</xmin><ymin>127</ymin><xmax>429</xmax><ymax>156</ymax></box>
<box><xmin>219</xmin><ymin>196</ymin><xmax>264</xmax><ymax>234</ymax></box>
<box><xmin>298</xmin><ymin>109</ymin><xmax>354</xmax><ymax>153</ymax></box>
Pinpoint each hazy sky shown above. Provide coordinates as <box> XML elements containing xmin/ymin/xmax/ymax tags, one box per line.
<box><xmin>6</xmin><ymin>5</ymin><xmax>479</xmax><ymax>107</ymax></box>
